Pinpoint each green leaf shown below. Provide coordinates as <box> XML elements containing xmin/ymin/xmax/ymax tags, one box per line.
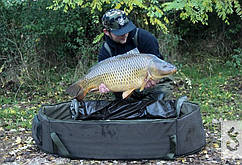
<box><xmin>92</xmin><ymin>33</ymin><xmax>104</xmax><ymax>44</ymax></box>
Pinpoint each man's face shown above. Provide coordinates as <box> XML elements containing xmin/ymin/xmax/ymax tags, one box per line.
<box><xmin>104</xmin><ymin>29</ymin><xmax>129</xmax><ymax>44</ymax></box>
<box><xmin>109</xmin><ymin>32</ymin><xmax>129</xmax><ymax>44</ymax></box>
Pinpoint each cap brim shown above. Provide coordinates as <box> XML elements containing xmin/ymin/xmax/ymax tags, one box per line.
<box><xmin>111</xmin><ymin>21</ymin><xmax>136</xmax><ymax>36</ymax></box>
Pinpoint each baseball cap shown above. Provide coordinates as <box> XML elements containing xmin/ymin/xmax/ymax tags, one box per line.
<box><xmin>102</xmin><ymin>9</ymin><xmax>136</xmax><ymax>36</ymax></box>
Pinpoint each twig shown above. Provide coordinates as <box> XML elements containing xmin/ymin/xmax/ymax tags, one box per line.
<box><xmin>5</xmin><ymin>38</ymin><xmax>31</xmax><ymax>78</ymax></box>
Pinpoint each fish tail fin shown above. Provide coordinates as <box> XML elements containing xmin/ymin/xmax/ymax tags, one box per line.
<box><xmin>66</xmin><ymin>80</ymin><xmax>85</xmax><ymax>100</ymax></box>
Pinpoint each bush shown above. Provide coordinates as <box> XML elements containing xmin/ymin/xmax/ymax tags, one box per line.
<box><xmin>0</xmin><ymin>0</ymin><xmax>241</xmax><ymax>97</ymax></box>
<box><xmin>0</xmin><ymin>0</ymin><xmax>101</xmax><ymax>95</ymax></box>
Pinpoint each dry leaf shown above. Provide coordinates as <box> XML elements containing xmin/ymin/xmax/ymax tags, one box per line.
<box><xmin>15</xmin><ymin>137</ymin><xmax>22</xmax><ymax>144</ymax></box>
<box><xmin>213</xmin><ymin>143</ymin><xmax>219</xmax><ymax>148</ymax></box>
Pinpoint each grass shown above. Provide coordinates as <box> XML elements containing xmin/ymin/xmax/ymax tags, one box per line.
<box><xmin>0</xmin><ymin>56</ymin><xmax>241</xmax><ymax>130</ymax></box>
<box><xmin>174</xmin><ymin>57</ymin><xmax>241</xmax><ymax>129</ymax></box>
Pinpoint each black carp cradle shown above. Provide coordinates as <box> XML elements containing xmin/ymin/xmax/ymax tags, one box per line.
<box><xmin>66</xmin><ymin>53</ymin><xmax>177</xmax><ymax>100</ymax></box>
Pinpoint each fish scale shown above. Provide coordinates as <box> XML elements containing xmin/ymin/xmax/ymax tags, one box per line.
<box><xmin>66</xmin><ymin>53</ymin><xmax>177</xmax><ymax>100</ymax></box>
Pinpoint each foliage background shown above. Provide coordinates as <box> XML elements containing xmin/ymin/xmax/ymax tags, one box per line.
<box><xmin>0</xmin><ymin>2</ymin><xmax>241</xmax><ymax>164</ymax></box>
<box><xmin>0</xmin><ymin>0</ymin><xmax>241</xmax><ymax>124</ymax></box>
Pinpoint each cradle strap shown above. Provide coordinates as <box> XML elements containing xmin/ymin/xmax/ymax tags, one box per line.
<box><xmin>164</xmin><ymin>135</ymin><xmax>176</xmax><ymax>159</ymax></box>
<box><xmin>51</xmin><ymin>132</ymin><xmax>70</xmax><ymax>157</ymax></box>
<box><xmin>104</xmin><ymin>42</ymin><xmax>112</xmax><ymax>57</ymax></box>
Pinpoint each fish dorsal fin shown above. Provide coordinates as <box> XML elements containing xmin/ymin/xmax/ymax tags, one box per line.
<box><xmin>122</xmin><ymin>88</ymin><xmax>136</xmax><ymax>99</ymax></box>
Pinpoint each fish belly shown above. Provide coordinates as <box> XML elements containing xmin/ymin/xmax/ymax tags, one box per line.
<box><xmin>100</xmin><ymin>69</ymin><xmax>147</xmax><ymax>92</ymax></box>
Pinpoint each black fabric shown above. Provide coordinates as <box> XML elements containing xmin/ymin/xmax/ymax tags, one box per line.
<box><xmin>32</xmin><ymin>97</ymin><xmax>206</xmax><ymax>160</ymax></box>
<box><xmin>32</xmin><ymin>116</ymin><xmax>42</xmax><ymax>145</ymax></box>
<box><xmin>98</xmin><ymin>28</ymin><xmax>163</xmax><ymax>62</ymax></box>
<box><xmin>37</xmin><ymin>112</ymin><xmax>54</xmax><ymax>153</ymax></box>
<box><xmin>50</xmin><ymin>119</ymin><xmax>176</xmax><ymax>159</ymax></box>
<box><xmin>176</xmin><ymin>102</ymin><xmax>206</xmax><ymax>156</ymax></box>
<box><xmin>70</xmin><ymin>94</ymin><xmax>177</xmax><ymax>120</ymax></box>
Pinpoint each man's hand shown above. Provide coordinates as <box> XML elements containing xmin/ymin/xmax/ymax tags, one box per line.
<box><xmin>99</xmin><ymin>83</ymin><xmax>110</xmax><ymax>93</ymax></box>
<box><xmin>145</xmin><ymin>79</ymin><xmax>159</xmax><ymax>88</ymax></box>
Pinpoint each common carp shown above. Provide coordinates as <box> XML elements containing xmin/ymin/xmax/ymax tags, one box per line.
<box><xmin>66</xmin><ymin>53</ymin><xmax>177</xmax><ymax>100</ymax></box>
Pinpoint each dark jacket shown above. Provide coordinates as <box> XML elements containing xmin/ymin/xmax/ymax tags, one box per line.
<box><xmin>98</xmin><ymin>28</ymin><xmax>163</xmax><ymax>62</ymax></box>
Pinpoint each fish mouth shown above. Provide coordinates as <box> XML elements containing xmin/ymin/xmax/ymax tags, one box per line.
<box><xmin>151</xmin><ymin>68</ymin><xmax>177</xmax><ymax>80</ymax></box>
<box><xmin>162</xmin><ymin>67</ymin><xmax>177</xmax><ymax>76</ymax></box>
<box><xmin>171</xmin><ymin>68</ymin><xmax>177</xmax><ymax>74</ymax></box>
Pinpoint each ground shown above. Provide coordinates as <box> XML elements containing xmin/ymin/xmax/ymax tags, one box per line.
<box><xmin>0</xmin><ymin>126</ymin><xmax>241</xmax><ymax>165</ymax></box>
<box><xmin>0</xmin><ymin>63</ymin><xmax>241</xmax><ymax>165</ymax></box>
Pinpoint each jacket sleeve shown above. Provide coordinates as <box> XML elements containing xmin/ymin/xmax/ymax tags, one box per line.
<box><xmin>98</xmin><ymin>43</ymin><xmax>112</xmax><ymax>62</ymax></box>
<box><xmin>138</xmin><ymin>29</ymin><xmax>164</xmax><ymax>60</ymax></box>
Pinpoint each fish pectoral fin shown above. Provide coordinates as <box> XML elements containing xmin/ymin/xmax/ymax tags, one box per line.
<box><xmin>122</xmin><ymin>89</ymin><xmax>135</xmax><ymax>99</ymax></box>
<box><xmin>140</xmin><ymin>80</ymin><xmax>147</xmax><ymax>91</ymax></box>
<box><xmin>140</xmin><ymin>74</ymin><xmax>152</xmax><ymax>91</ymax></box>
<box><xmin>76</xmin><ymin>88</ymin><xmax>89</xmax><ymax>101</ymax></box>
<box><xmin>89</xmin><ymin>87</ymin><xmax>99</xmax><ymax>92</ymax></box>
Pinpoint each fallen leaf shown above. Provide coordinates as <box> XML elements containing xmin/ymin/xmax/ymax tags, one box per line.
<box><xmin>213</xmin><ymin>143</ymin><xmax>219</xmax><ymax>148</ymax></box>
<box><xmin>16</xmin><ymin>137</ymin><xmax>22</xmax><ymax>144</ymax></box>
